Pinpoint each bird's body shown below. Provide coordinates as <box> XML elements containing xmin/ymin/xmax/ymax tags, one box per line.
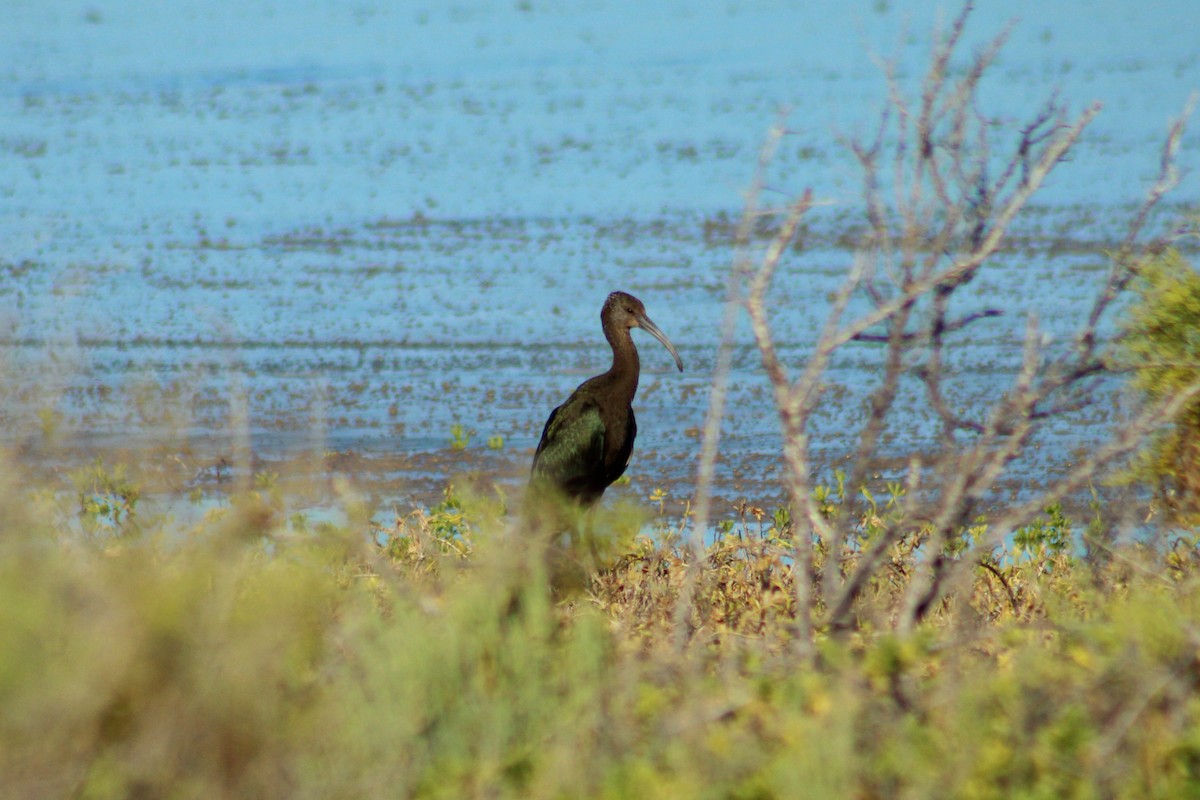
<box><xmin>530</xmin><ymin>291</ymin><xmax>683</xmax><ymax>507</ymax></box>
<box><xmin>532</xmin><ymin>371</ymin><xmax>638</xmax><ymax>507</ymax></box>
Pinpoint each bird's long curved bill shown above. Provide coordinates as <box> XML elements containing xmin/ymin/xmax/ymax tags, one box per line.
<box><xmin>637</xmin><ymin>314</ymin><xmax>684</xmax><ymax>372</ymax></box>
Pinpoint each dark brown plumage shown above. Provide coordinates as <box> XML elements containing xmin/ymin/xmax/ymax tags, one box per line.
<box><xmin>530</xmin><ymin>291</ymin><xmax>683</xmax><ymax>506</ymax></box>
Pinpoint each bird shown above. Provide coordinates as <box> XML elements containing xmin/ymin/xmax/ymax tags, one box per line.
<box><xmin>530</xmin><ymin>291</ymin><xmax>683</xmax><ymax>508</ymax></box>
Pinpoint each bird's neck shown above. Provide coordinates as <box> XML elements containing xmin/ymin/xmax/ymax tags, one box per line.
<box><xmin>604</xmin><ymin>325</ymin><xmax>640</xmax><ymax>401</ymax></box>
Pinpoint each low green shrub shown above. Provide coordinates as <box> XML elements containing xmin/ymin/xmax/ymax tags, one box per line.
<box><xmin>1</xmin><ymin>457</ymin><xmax>1198</xmax><ymax>798</ymax></box>
<box><xmin>1120</xmin><ymin>248</ymin><xmax>1200</xmax><ymax>522</ymax></box>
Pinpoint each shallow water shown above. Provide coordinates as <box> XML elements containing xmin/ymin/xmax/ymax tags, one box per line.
<box><xmin>1</xmin><ymin>1</ymin><xmax>1197</xmax><ymax>517</ymax></box>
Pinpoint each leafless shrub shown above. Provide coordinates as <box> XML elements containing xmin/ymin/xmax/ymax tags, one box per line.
<box><xmin>684</xmin><ymin>3</ymin><xmax>1196</xmax><ymax>651</ymax></box>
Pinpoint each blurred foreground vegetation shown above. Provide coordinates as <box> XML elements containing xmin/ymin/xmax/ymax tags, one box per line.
<box><xmin>3</xmin><ymin>458</ymin><xmax>1200</xmax><ymax>799</ymax></box>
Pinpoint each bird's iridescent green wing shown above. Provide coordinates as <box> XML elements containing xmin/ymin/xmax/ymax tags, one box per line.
<box><xmin>531</xmin><ymin>399</ymin><xmax>606</xmax><ymax>494</ymax></box>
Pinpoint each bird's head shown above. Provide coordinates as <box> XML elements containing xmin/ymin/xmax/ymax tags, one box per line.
<box><xmin>603</xmin><ymin>291</ymin><xmax>684</xmax><ymax>372</ymax></box>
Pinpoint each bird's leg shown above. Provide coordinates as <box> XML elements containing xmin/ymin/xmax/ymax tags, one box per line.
<box><xmin>581</xmin><ymin>504</ymin><xmax>601</xmax><ymax>569</ymax></box>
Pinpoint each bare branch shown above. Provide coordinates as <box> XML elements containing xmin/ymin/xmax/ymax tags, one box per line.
<box><xmin>920</xmin><ymin>379</ymin><xmax>1200</xmax><ymax>628</ymax></box>
<box><xmin>1078</xmin><ymin>94</ymin><xmax>1196</xmax><ymax>356</ymax></box>
<box><xmin>745</xmin><ymin>191</ymin><xmax>815</xmax><ymax>396</ymax></box>
<box><xmin>677</xmin><ymin>112</ymin><xmax>791</xmax><ymax>650</ymax></box>
<box><xmin>719</xmin><ymin>3</ymin><xmax>1191</xmax><ymax>649</ymax></box>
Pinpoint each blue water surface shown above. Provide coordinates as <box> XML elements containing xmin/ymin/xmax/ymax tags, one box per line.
<box><xmin>1</xmin><ymin>0</ymin><xmax>1196</xmax><ymax>514</ymax></box>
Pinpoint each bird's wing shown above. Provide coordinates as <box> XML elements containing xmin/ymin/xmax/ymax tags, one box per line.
<box><xmin>531</xmin><ymin>400</ymin><xmax>606</xmax><ymax>493</ymax></box>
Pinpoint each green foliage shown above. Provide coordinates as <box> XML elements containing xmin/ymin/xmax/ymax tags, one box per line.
<box><xmin>449</xmin><ymin>423</ymin><xmax>471</xmax><ymax>450</ymax></box>
<box><xmin>73</xmin><ymin>457</ymin><xmax>141</xmax><ymax>537</ymax></box>
<box><xmin>1119</xmin><ymin>248</ymin><xmax>1200</xmax><ymax>519</ymax></box>
<box><xmin>1122</xmin><ymin>249</ymin><xmax>1200</xmax><ymax>396</ymax></box>
<box><xmin>1012</xmin><ymin>503</ymin><xmax>1073</xmax><ymax>560</ymax></box>
<box><xmin>426</xmin><ymin>483</ymin><xmax>473</xmax><ymax>540</ymax></box>
<box><xmin>5</xmin><ymin>455</ymin><xmax>1200</xmax><ymax>798</ymax></box>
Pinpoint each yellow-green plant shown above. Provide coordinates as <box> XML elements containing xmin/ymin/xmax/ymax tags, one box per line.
<box><xmin>4</xmin><ymin>449</ymin><xmax>1200</xmax><ymax>798</ymax></box>
<box><xmin>1119</xmin><ymin>248</ymin><xmax>1200</xmax><ymax>519</ymax></box>
<box><xmin>449</xmin><ymin>423</ymin><xmax>470</xmax><ymax>450</ymax></box>
<box><xmin>73</xmin><ymin>457</ymin><xmax>141</xmax><ymax>537</ymax></box>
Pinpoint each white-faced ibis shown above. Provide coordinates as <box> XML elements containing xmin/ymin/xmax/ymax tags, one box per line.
<box><xmin>530</xmin><ymin>291</ymin><xmax>683</xmax><ymax>507</ymax></box>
